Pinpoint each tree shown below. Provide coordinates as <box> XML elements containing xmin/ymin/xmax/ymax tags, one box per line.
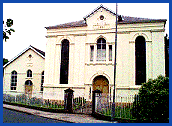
<box><xmin>3</xmin><ymin>58</ymin><xmax>8</xmax><ymax>66</ymax></box>
<box><xmin>132</xmin><ymin>75</ymin><xmax>169</xmax><ymax>123</ymax></box>
<box><xmin>3</xmin><ymin>19</ymin><xmax>15</xmax><ymax>42</ymax></box>
<box><xmin>165</xmin><ymin>34</ymin><xmax>169</xmax><ymax>77</ymax></box>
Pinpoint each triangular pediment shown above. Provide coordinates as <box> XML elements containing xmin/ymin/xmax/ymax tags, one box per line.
<box><xmin>3</xmin><ymin>45</ymin><xmax>45</xmax><ymax>68</ymax></box>
<box><xmin>83</xmin><ymin>4</ymin><xmax>116</xmax><ymax>20</ymax></box>
<box><xmin>84</xmin><ymin>5</ymin><xmax>117</xmax><ymax>29</ymax></box>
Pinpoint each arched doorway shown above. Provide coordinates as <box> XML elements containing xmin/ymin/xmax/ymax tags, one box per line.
<box><xmin>25</xmin><ymin>80</ymin><xmax>33</xmax><ymax>98</ymax></box>
<box><xmin>93</xmin><ymin>75</ymin><xmax>109</xmax><ymax>97</ymax></box>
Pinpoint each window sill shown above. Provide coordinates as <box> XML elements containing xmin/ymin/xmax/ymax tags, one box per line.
<box><xmin>85</xmin><ymin>62</ymin><xmax>114</xmax><ymax>66</ymax></box>
<box><xmin>25</xmin><ymin>77</ymin><xmax>33</xmax><ymax>79</ymax></box>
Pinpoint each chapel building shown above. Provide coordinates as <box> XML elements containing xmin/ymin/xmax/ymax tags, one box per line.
<box><xmin>44</xmin><ymin>5</ymin><xmax>166</xmax><ymax>101</ymax></box>
<box><xmin>3</xmin><ymin>45</ymin><xmax>45</xmax><ymax>98</ymax></box>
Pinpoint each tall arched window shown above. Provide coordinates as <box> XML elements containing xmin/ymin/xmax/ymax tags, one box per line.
<box><xmin>135</xmin><ymin>36</ymin><xmax>146</xmax><ymax>85</ymax></box>
<box><xmin>97</xmin><ymin>38</ymin><xmax>106</xmax><ymax>61</ymax></box>
<box><xmin>60</xmin><ymin>39</ymin><xmax>69</xmax><ymax>84</ymax></box>
<box><xmin>11</xmin><ymin>70</ymin><xmax>17</xmax><ymax>90</ymax></box>
<box><xmin>27</xmin><ymin>70</ymin><xmax>32</xmax><ymax>77</ymax></box>
<box><xmin>41</xmin><ymin>71</ymin><xmax>44</xmax><ymax>91</ymax></box>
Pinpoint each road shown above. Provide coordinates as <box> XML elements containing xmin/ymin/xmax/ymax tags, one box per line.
<box><xmin>3</xmin><ymin>108</ymin><xmax>66</xmax><ymax>123</ymax></box>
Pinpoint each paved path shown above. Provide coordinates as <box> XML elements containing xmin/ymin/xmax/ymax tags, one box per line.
<box><xmin>3</xmin><ymin>108</ymin><xmax>66</xmax><ymax>123</ymax></box>
<box><xmin>3</xmin><ymin>104</ymin><xmax>117</xmax><ymax>123</ymax></box>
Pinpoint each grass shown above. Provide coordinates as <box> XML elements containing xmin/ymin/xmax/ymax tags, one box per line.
<box><xmin>99</xmin><ymin>106</ymin><xmax>135</xmax><ymax>119</ymax></box>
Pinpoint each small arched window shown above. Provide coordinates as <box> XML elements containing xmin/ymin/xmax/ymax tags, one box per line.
<box><xmin>25</xmin><ymin>80</ymin><xmax>33</xmax><ymax>86</ymax></box>
<box><xmin>27</xmin><ymin>70</ymin><xmax>32</xmax><ymax>77</ymax></box>
<box><xmin>41</xmin><ymin>71</ymin><xmax>44</xmax><ymax>91</ymax></box>
<box><xmin>11</xmin><ymin>70</ymin><xmax>17</xmax><ymax>90</ymax></box>
<box><xmin>97</xmin><ymin>38</ymin><xmax>106</xmax><ymax>61</ymax></box>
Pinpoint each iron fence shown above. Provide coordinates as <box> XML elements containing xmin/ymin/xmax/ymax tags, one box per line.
<box><xmin>95</xmin><ymin>94</ymin><xmax>137</xmax><ymax>119</ymax></box>
<box><xmin>3</xmin><ymin>93</ymin><xmax>64</xmax><ymax>109</ymax></box>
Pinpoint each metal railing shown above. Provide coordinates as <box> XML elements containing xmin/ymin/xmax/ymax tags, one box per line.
<box><xmin>3</xmin><ymin>93</ymin><xmax>64</xmax><ymax>109</ymax></box>
<box><xmin>95</xmin><ymin>94</ymin><xmax>137</xmax><ymax>119</ymax></box>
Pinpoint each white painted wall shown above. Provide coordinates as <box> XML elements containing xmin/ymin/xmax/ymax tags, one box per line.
<box><xmin>44</xmin><ymin>7</ymin><xmax>166</xmax><ymax>101</ymax></box>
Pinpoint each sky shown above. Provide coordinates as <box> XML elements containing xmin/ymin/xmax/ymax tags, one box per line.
<box><xmin>3</xmin><ymin>3</ymin><xmax>169</xmax><ymax>61</ymax></box>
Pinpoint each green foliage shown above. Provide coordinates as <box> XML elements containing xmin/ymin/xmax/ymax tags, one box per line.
<box><xmin>3</xmin><ymin>19</ymin><xmax>15</xmax><ymax>42</ymax></box>
<box><xmin>3</xmin><ymin>58</ymin><xmax>8</xmax><ymax>66</ymax></box>
<box><xmin>132</xmin><ymin>75</ymin><xmax>169</xmax><ymax>123</ymax></box>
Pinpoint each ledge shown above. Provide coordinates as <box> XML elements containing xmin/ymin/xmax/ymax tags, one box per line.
<box><xmin>116</xmin><ymin>86</ymin><xmax>141</xmax><ymax>90</ymax></box>
<box><xmin>44</xmin><ymin>84</ymin><xmax>85</xmax><ymax>89</ymax></box>
<box><xmin>85</xmin><ymin>62</ymin><xmax>114</xmax><ymax>66</ymax></box>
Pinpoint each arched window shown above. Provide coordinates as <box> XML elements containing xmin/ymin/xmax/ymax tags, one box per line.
<box><xmin>97</xmin><ymin>38</ymin><xmax>106</xmax><ymax>61</ymax></box>
<box><xmin>11</xmin><ymin>70</ymin><xmax>17</xmax><ymax>90</ymax></box>
<box><xmin>25</xmin><ymin>80</ymin><xmax>33</xmax><ymax>86</ymax></box>
<box><xmin>41</xmin><ymin>71</ymin><xmax>44</xmax><ymax>91</ymax></box>
<box><xmin>135</xmin><ymin>36</ymin><xmax>146</xmax><ymax>85</ymax></box>
<box><xmin>27</xmin><ymin>70</ymin><xmax>32</xmax><ymax>77</ymax></box>
<box><xmin>60</xmin><ymin>39</ymin><xmax>69</xmax><ymax>84</ymax></box>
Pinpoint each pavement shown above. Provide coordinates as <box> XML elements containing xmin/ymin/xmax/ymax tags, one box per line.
<box><xmin>3</xmin><ymin>104</ymin><xmax>117</xmax><ymax>123</ymax></box>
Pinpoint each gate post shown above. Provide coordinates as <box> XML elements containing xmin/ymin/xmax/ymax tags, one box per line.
<box><xmin>92</xmin><ymin>90</ymin><xmax>102</xmax><ymax>115</ymax></box>
<box><xmin>64</xmin><ymin>88</ymin><xmax>74</xmax><ymax>113</ymax></box>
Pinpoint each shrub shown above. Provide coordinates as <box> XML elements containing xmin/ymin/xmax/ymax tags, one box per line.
<box><xmin>132</xmin><ymin>75</ymin><xmax>169</xmax><ymax>123</ymax></box>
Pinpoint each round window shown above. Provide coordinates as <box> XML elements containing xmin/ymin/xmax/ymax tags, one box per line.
<box><xmin>100</xmin><ymin>15</ymin><xmax>104</xmax><ymax>20</ymax></box>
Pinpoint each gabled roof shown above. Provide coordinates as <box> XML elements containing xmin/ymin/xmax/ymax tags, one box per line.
<box><xmin>30</xmin><ymin>45</ymin><xmax>45</xmax><ymax>57</ymax></box>
<box><xmin>83</xmin><ymin>4</ymin><xmax>116</xmax><ymax>20</ymax></box>
<box><xmin>45</xmin><ymin>4</ymin><xmax>166</xmax><ymax>29</ymax></box>
<box><xmin>45</xmin><ymin>20</ymin><xmax>87</xmax><ymax>29</ymax></box>
<box><xmin>118</xmin><ymin>15</ymin><xmax>166</xmax><ymax>24</ymax></box>
<box><xmin>3</xmin><ymin>45</ymin><xmax>45</xmax><ymax>68</ymax></box>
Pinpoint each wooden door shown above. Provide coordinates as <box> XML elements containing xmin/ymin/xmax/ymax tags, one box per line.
<box><xmin>93</xmin><ymin>75</ymin><xmax>109</xmax><ymax>97</ymax></box>
<box><xmin>25</xmin><ymin>80</ymin><xmax>33</xmax><ymax>98</ymax></box>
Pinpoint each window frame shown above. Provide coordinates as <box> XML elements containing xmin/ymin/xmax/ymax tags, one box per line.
<box><xmin>90</xmin><ymin>45</ymin><xmax>94</xmax><ymax>62</ymax></box>
<box><xmin>27</xmin><ymin>69</ymin><xmax>32</xmax><ymax>78</ymax></box>
<box><xmin>11</xmin><ymin>70</ymin><xmax>17</xmax><ymax>90</ymax></box>
<box><xmin>109</xmin><ymin>45</ymin><xmax>112</xmax><ymax>61</ymax></box>
<box><xmin>41</xmin><ymin>71</ymin><xmax>44</xmax><ymax>91</ymax></box>
<box><xmin>96</xmin><ymin>38</ymin><xmax>106</xmax><ymax>61</ymax></box>
<box><xmin>60</xmin><ymin>39</ymin><xmax>70</xmax><ymax>84</ymax></box>
<box><xmin>135</xmin><ymin>36</ymin><xmax>146</xmax><ymax>85</ymax></box>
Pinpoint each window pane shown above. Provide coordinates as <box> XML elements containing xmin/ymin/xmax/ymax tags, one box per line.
<box><xmin>90</xmin><ymin>46</ymin><xmax>94</xmax><ymax>61</ymax></box>
<box><xmin>27</xmin><ymin>70</ymin><xmax>32</xmax><ymax>77</ymax></box>
<box><xmin>11</xmin><ymin>71</ymin><xmax>17</xmax><ymax>90</ymax></box>
<box><xmin>60</xmin><ymin>39</ymin><xmax>69</xmax><ymax>84</ymax></box>
<box><xmin>109</xmin><ymin>45</ymin><xmax>112</xmax><ymax>61</ymax></box>
<box><xmin>102</xmin><ymin>43</ymin><xmax>106</xmax><ymax>49</ymax></box>
<box><xmin>97</xmin><ymin>44</ymin><xmax>101</xmax><ymax>49</ymax></box>
<box><xmin>97</xmin><ymin>49</ymin><xmax>101</xmax><ymax>61</ymax></box>
<box><xmin>97</xmin><ymin>38</ymin><xmax>106</xmax><ymax>61</ymax></box>
<box><xmin>11</xmin><ymin>82</ymin><xmax>15</xmax><ymax>86</ymax></box>
<box><xmin>135</xmin><ymin>36</ymin><xmax>146</xmax><ymax>85</ymax></box>
<box><xmin>97</xmin><ymin>49</ymin><xmax>106</xmax><ymax>61</ymax></box>
<box><xmin>101</xmin><ymin>49</ymin><xmax>106</xmax><ymax>60</ymax></box>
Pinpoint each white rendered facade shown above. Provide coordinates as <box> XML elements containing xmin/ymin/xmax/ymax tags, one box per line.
<box><xmin>44</xmin><ymin>5</ymin><xmax>166</xmax><ymax>102</ymax></box>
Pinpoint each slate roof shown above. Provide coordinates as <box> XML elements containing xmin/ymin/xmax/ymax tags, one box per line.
<box><xmin>30</xmin><ymin>45</ymin><xmax>45</xmax><ymax>57</ymax></box>
<box><xmin>45</xmin><ymin>5</ymin><xmax>166</xmax><ymax>29</ymax></box>
<box><xmin>45</xmin><ymin>20</ymin><xmax>87</xmax><ymax>29</ymax></box>
<box><xmin>118</xmin><ymin>15</ymin><xmax>166</xmax><ymax>24</ymax></box>
<box><xmin>3</xmin><ymin>45</ymin><xmax>45</xmax><ymax>68</ymax></box>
